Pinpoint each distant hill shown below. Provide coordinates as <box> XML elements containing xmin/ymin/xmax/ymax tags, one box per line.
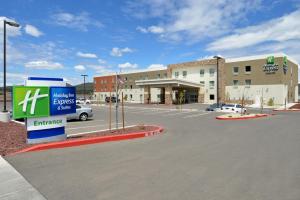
<box><xmin>75</xmin><ymin>82</ymin><xmax>94</xmax><ymax>94</ymax></box>
<box><xmin>0</xmin><ymin>86</ymin><xmax>12</xmax><ymax>94</ymax></box>
<box><xmin>0</xmin><ymin>83</ymin><xmax>94</xmax><ymax>95</ymax></box>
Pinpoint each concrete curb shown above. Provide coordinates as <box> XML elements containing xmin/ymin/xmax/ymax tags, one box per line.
<box><xmin>10</xmin><ymin>126</ymin><xmax>164</xmax><ymax>155</ymax></box>
<box><xmin>216</xmin><ymin>114</ymin><xmax>272</xmax><ymax>120</ymax></box>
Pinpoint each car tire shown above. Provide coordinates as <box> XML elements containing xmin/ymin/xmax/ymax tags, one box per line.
<box><xmin>79</xmin><ymin>113</ymin><xmax>88</xmax><ymax>121</ymax></box>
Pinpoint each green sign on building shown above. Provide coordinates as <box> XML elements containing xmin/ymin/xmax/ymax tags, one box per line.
<box><xmin>13</xmin><ymin>86</ymin><xmax>50</xmax><ymax>119</ymax></box>
<box><xmin>267</xmin><ymin>56</ymin><xmax>275</xmax><ymax>65</ymax></box>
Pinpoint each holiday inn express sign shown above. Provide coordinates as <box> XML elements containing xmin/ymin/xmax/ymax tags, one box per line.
<box><xmin>13</xmin><ymin>86</ymin><xmax>76</xmax><ymax>118</ymax></box>
<box><xmin>12</xmin><ymin>77</ymin><xmax>76</xmax><ymax>144</ymax></box>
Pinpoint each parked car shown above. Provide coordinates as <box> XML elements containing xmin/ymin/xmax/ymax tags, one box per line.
<box><xmin>105</xmin><ymin>96</ymin><xmax>120</xmax><ymax>103</ymax></box>
<box><xmin>206</xmin><ymin>103</ymin><xmax>225</xmax><ymax>111</ymax></box>
<box><xmin>76</xmin><ymin>98</ymin><xmax>91</xmax><ymax>104</ymax></box>
<box><xmin>220</xmin><ymin>104</ymin><xmax>247</xmax><ymax>113</ymax></box>
<box><xmin>67</xmin><ymin>105</ymin><xmax>93</xmax><ymax>121</ymax></box>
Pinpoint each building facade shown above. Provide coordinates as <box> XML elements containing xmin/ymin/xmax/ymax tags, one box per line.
<box><xmin>94</xmin><ymin>53</ymin><xmax>298</xmax><ymax>106</ymax></box>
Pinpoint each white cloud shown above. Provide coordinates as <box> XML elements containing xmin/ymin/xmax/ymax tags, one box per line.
<box><xmin>136</xmin><ymin>25</ymin><xmax>164</xmax><ymax>34</ymax></box>
<box><xmin>24</xmin><ymin>24</ymin><xmax>43</xmax><ymax>37</ymax></box>
<box><xmin>0</xmin><ymin>72</ymin><xmax>29</xmax><ymax>85</ymax></box>
<box><xmin>0</xmin><ymin>16</ymin><xmax>21</xmax><ymax>37</ymax></box>
<box><xmin>128</xmin><ymin>0</ymin><xmax>261</xmax><ymax>42</ymax></box>
<box><xmin>50</xmin><ymin>11</ymin><xmax>103</xmax><ymax>31</ymax></box>
<box><xmin>76</xmin><ymin>51</ymin><xmax>97</xmax><ymax>58</ymax></box>
<box><xmin>118</xmin><ymin>62</ymin><xmax>138</xmax><ymax>69</ymax></box>
<box><xmin>98</xmin><ymin>58</ymin><xmax>106</xmax><ymax>64</ymax></box>
<box><xmin>25</xmin><ymin>60</ymin><xmax>63</xmax><ymax>70</ymax></box>
<box><xmin>88</xmin><ymin>65</ymin><xmax>114</xmax><ymax>75</ymax></box>
<box><xmin>74</xmin><ymin>65</ymin><xmax>86</xmax><ymax>71</ymax></box>
<box><xmin>147</xmin><ymin>64</ymin><xmax>166</xmax><ymax>70</ymax></box>
<box><xmin>207</xmin><ymin>9</ymin><xmax>300</xmax><ymax>51</ymax></box>
<box><xmin>110</xmin><ymin>47</ymin><xmax>133</xmax><ymax>57</ymax></box>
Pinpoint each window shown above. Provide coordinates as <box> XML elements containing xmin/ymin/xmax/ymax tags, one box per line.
<box><xmin>200</xmin><ymin>81</ymin><xmax>205</xmax><ymax>86</ymax></box>
<box><xmin>182</xmin><ymin>71</ymin><xmax>187</xmax><ymax>78</ymax></box>
<box><xmin>125</xmin><ymin>77</ymin><xmax>128</xmax><ymax>81</ymax></box>
<box><xmin>130</xmin><ymin>94</ymin><xmax>133</xmax><ymax>99</ymax></box>
<box><xmin>209</xmin><ymin>68</ymin><xmax>215</xmax><ymax>77</ymax></box>
<box><xmin>233</xmin><ymin>80</ymin><xmax>239</xmax><ymax>86</ymax></box>
<box><xmin>245</xmin><ymin>66</ymin><xmax>251</xmax><ymax>73</ymax></box>
<box><xmin>200</xmin><ymin>69</ymin><xmax>205</xmax><ymax>77</ymax></box>
<box><xmin>245</xmin><ymin>79</ymin><xmax>251</xmax><ymax>87</ymax></box>
<box><xmin>209</xmin><ymin>81</ymin><xmax>215</xmax><ymax>89</ymax></box>
<box><xmin>175</xmin><ymin>71</ymin><xmax>179</xmax><ymax>78</ymax></box>
<box><xmin>157</xmin><ymin>74</ymin><xmax>161</xmax><ymax>79</ymax></box>
<box><xmin>130</xmin><ymin>85</ymin><xmax>133</xmax><ymax>89</ymax></box>
<box><xmin>210</xmin><ymin>94</ymin><xmax>215</xmax><ymax>100</ymax></box>
<box><xmin>233</xmin><ymin>67</ymin><xmax>239</xmax><ymax>74</ymax></box>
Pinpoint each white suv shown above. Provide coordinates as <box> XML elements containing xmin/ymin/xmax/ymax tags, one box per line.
<box><xmin>220</xmin><ymin>104</ymin><xmax>247</xmax><ymax>113</ymax></box>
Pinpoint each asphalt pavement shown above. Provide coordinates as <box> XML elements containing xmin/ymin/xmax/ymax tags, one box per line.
<box><xmin>4</xmin><ymin>104</ymin><xmax>300</xmax><ymax>200</ymax></box>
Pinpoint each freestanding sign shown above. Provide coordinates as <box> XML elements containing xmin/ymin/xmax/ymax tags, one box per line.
<box><xmin>12</xmin><ymin>77</ymin><xmax>76</xmax><ymax>144</ymax></box>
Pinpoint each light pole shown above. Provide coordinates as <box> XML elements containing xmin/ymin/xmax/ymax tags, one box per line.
<box><xmin>213</xmin><ymin>56</ymin><xmax>222</xmax><ymax>105</ymax></box>
<box><xmin>2</xmin><ymin>20</ymin><xmax>19</xmax><ymax>113</ymax></box>
<box><xmin>81</xmin><ymin>74</ymin><xmax>88</xmax><ymax>100</ymax></box>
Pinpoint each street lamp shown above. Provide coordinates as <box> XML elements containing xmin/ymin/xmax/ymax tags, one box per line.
<box><xmin>81</xmin><ymin>74</ymin><xmax>88</xmax><ymax>100</ymax></box>
<box><xmin>213</xmin><ymin>55</ymin><xmax>222</xmax><ymax>105</ymax></box>
<box><xmin>2</xmin><ymin>20</ymin><xmax>20</xmax><ymax>113</ymax></box>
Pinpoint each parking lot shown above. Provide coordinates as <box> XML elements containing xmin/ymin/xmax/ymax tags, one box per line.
<box><xmin>65</xmin><ymin>103</ymin><xmax>212</xmax><ymax>136</ymax></box>
<box><xmin>5</xmin><ymin>103</ymin><xmax>300</xmax><ymax>200</ymax></box>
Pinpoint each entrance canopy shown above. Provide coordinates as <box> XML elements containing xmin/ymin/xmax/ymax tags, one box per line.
<box><xmin>135</xmin><ymin>78</ymin><xmax>203</xmax><ymax>88</ymax></box>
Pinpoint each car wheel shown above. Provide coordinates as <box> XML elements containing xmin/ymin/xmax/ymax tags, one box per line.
<box><xmin>79</xmin><ymin>113</ymin><xmax>88</xmax><ymax>121</ymax></box>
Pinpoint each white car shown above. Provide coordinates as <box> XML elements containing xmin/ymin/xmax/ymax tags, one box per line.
<box><xmin>220</xmin><ymin>104</ymin><xmax>247</xmax><ymax>113</ymax></box>
<box><xmin>76</xmin><ymin>98</ymin><xmax>91</xmax><ymax>105</ymax></box>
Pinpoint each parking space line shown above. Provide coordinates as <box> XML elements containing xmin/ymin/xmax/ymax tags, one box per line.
<box><xmin>146</xmin><ymin>110</ymin><xmax>175</xmax><ymax>115</ymax></box>
<box><xmin>183</xmin><ymin>112</ymin><xmax>210</xmax><ymax>118</ymax></box>
<box><xmin>164</xmin><ymin>111</ymin><xmax>193</xmax><ymax>116</ymax></box>
<box><xmin>67</xmin><ymin>124</ymin><xmax>136</xmax><ymax>137</ymax></box>
<box><xmin>66</xmin><ymin>123</ymin><xmax>124</xmax><ymax>130</ymax></box>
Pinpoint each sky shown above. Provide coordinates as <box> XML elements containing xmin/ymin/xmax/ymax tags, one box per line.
<box><xmin>0</xmin><ymin>0</ymin><xmax>300</xmax><ymax>85</ymax></box>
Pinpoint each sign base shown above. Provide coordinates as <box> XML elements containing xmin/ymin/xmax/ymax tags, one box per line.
<box><xmin>27</xmin><ymin>127</ymin><xmax>66</xmax><ymax>144</ymax></box>
<box><xmin>0</xmin><ymin>112</ymin><xmax>10</xmax><ymax>123</ymax></box>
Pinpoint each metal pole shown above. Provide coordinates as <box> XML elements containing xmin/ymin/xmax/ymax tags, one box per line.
<box><xmin>216</xmin><ymin>58</ymin><xmax>219</xmax><ymax>105</ymax></box>
<box><xmin>83</xmin><ymin>76</ymin><xmax>86</xmax><ymax>100</ymax></box>
<box><xmin>109</xmin><ymin>91</ymin><xmax>112</xmax><ymax>131</ymax></box>
<box><xmin>122</xmin><ymin>92</ymin><xmax>125</xmax><ymax>131</ymax></box>
<box><xmin>3</xmin><ymin>20</ymin><xmax>7</xmax><ymax>112</ymax></box>
<box><xmin>115</xmin><ymin>73</ymin><xmax>118</xmax><ymax>129</ymax></box>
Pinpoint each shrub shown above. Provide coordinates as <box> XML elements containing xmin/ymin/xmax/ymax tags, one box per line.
<box><xmin>267</xmin><ymin>98</ymin><xmax>274</xmax><ymax>106</ymax></box>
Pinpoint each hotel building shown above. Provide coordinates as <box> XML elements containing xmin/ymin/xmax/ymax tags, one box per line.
<box><xmin>94</xmin><ymin>53</ymin><xmax>298</xmax><ymax>106</ymax></box>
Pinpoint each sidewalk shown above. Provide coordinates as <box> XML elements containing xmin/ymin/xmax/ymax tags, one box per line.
<box><xmin>0</xmin><ymin>156</ymin><xmax>46</xmax><ymax>200</ymax></box>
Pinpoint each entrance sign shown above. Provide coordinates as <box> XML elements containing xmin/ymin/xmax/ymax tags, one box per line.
<box><xmin>12</xmin><ymin>77</ymin><xmax>76</xmax><ymax>144</ymax></box>
<box><xmin>27</xmin><ymin>116</ymin><xmax>66</xmax><ymax>131</ymax></box>
<box><xmin>263</xmin><ymin>56</ymin><xmax>279</xmax><ymax>74</ymax></box>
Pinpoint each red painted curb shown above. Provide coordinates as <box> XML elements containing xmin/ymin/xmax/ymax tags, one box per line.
<box><xmin>273</xmin><ymin>109</ymin><xmax>300</xmax><ymax>112</ymax></box>
<box><xmin>216</xmin><ymin>114</ymin><xmax>272</xmax><ymax>120</ymax></box>
<box><xmin>11</xmin><ymin>126</ymin><xmax>164</xmax><ymax>155</ymax></box>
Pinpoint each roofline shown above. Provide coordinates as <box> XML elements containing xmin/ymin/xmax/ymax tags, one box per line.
<box><xmin>226</xmin><ymin>52</ymin><xmax>299</xmax><ymax>66</ymax></box>
<box><xmin>135</xmin><ymin>78</ymin><xmax>204</xmax><ymax>88</ymax></box>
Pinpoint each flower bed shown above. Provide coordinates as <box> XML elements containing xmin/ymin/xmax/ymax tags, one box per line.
<box><xmin>0</xmin><ymin>122</ymin><xmax>163</xmax><ymax>156</ymax></box>
<box><xmin>216</xmin><ymin>113</ymin><xmax>271</xmax><ymax>120</ymax></box>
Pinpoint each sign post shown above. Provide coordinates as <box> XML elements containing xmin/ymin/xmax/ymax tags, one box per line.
<box><xmin>12</xmin><ymin>77</ymin><xmax>76</xmax><ymax>144</ymax></box>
